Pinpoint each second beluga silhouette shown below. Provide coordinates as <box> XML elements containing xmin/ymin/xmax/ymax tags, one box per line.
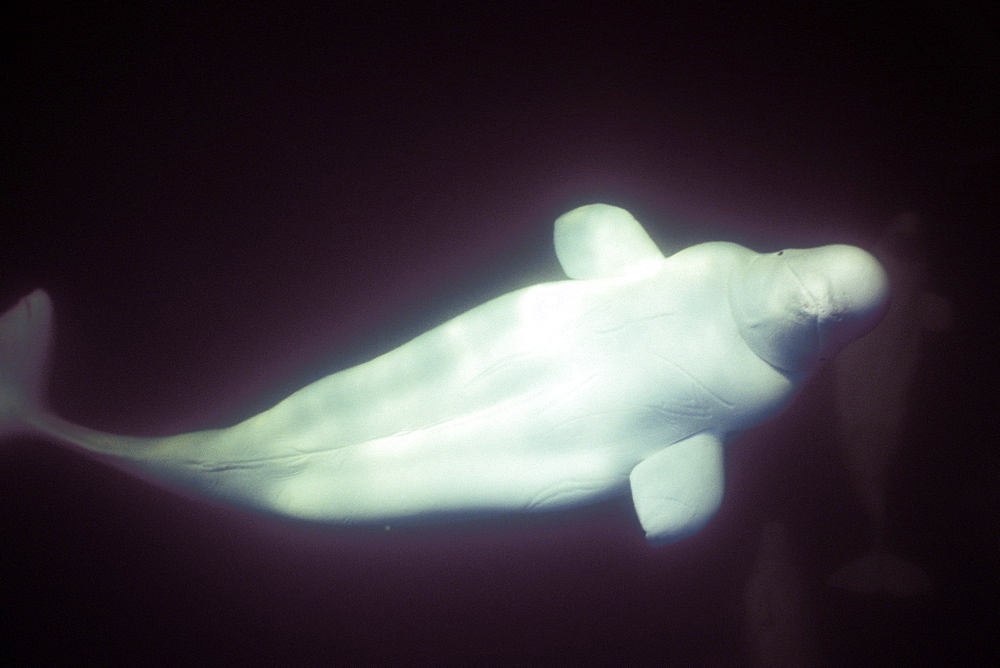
<box><xmin>0</xmin><ymin>205</ymin><xmax>889</xmax><ymax>543</ymax></box>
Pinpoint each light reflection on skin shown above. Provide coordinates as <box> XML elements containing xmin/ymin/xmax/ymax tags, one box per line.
<box><xmin>1</xmin><ymin>204</ymin><xmax>888</xmax><ymax>543</ymax></box>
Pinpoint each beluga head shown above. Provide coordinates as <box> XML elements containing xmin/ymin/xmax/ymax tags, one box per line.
<box><xmin>730</xmin><ymin>244</ymin><xmax>890</xmax><ymax>375</ymax></box>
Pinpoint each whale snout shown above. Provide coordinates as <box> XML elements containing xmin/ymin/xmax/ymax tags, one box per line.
<box><xmin>781</xmin><ymin>244</ymin><xmax>890</xmax><ymax>349</ymax></box>
<box><xmin>732</xmin><ymin>244</ymin><xmax>890</xmax><ymax>372</ymax></box>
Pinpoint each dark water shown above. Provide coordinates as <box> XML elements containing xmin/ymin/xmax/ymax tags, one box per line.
<box><xmin>2</xmin><ymin>3</ymin><xmax>994</xmax><ymax>664</ymax></box>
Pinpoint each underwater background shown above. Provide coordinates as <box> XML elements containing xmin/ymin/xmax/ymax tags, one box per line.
<box><xmin>2</xmin><ymin>2</ymin><xmax>994</xmax><ymax>664</ymax></box>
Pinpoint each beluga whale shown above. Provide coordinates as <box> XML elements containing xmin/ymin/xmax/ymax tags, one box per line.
<box><xmin>0</xmin><ymin>204</ymin><xmax>889</xmax><ymax>543</ymax></box>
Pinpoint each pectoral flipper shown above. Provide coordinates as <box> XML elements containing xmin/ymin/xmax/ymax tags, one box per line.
<box><xmin>629</xmin><ymin>431</ymin><xmax>724</xmax><ymax>543</ymax></box>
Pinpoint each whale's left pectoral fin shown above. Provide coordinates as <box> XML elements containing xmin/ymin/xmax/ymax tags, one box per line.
<box><xmin>629</xmin><ymin>432</ymin><xmax>725</xmax><ymax>544</ymax></box>
<box><xmin>554</xmin><ymin>204</ymin><xmax>665</xmax><ymax>280</ymax></box>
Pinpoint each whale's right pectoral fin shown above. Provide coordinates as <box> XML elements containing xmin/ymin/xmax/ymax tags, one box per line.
<box><xmin>629</xmin><ymin>432</ymin><xmax>725</xmax><ymax>544</ymax></box>
<box><xmin>553</xmin><ymin>204</ymin><xmax>665</xmax><ymax>280</ymax></box>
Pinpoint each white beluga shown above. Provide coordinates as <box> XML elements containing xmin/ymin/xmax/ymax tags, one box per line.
<box><xmin>0</xmin><ymin>204</ymin><xmax>889</xmax><ymax>543</ymax></box>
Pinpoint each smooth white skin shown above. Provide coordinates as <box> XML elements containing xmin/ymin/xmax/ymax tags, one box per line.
<box><xmin>2</xmin><ymin>204</ymin><xmax>889</xmax><ymax>542</ymax></box>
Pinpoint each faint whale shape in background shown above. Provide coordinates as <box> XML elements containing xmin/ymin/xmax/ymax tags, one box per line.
<box><xmin>744</xmin><ymin>521</ymin><xmax>822</xmax><ymax>666</ymax></box>
<box><xmin>0</xmin><ymin>204</ymin><xmax>889</xmax><ymax>543</ymax></box>
<box><xmin>829</xmin><ymin>212</ymin><xmax>949</xmax><ymax>594</ymax></box>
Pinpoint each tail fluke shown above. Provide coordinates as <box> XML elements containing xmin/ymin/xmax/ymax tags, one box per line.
<box><xmin>829</xmin><ymin>547</ymin><xmax>933</xmax><ymax>597</ymax></box>
<box><xmin>1</xmin><ymin>290</ymin><xmax>53</xmax><ymax>438</ymax></box>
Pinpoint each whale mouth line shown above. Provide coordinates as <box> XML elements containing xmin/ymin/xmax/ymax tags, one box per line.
<box><xmin>780</xmin><ymin>255</ymin><xmax>830</xmax><ymax>353</ymax></box>
<box><xmin>780</xmin><ymin>255</ymin><xmax>821</xmax><ymax>311</ymax></box>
